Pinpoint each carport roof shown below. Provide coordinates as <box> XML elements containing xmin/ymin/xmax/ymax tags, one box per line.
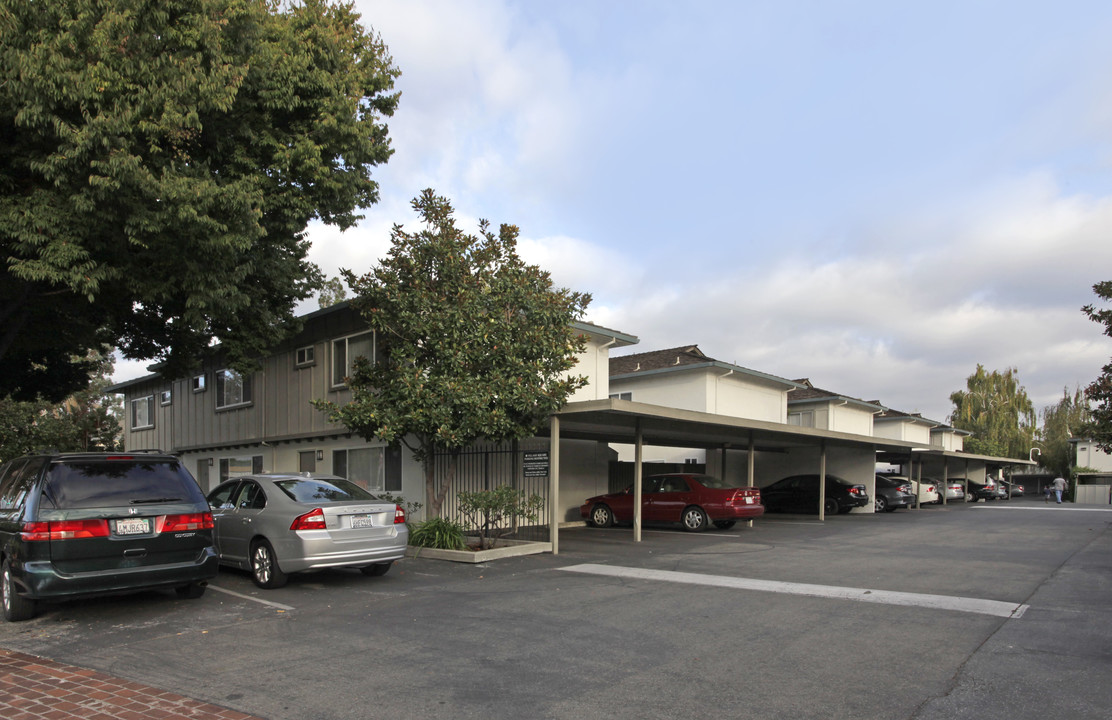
<box><xmin>547</xmin><ymin>398</ymin><xmax>927</xmax><ymax>454</ymax></box>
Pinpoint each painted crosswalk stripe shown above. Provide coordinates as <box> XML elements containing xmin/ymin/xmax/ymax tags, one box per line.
<box><xmin>558</xmin><ymin>563</ymin><xmax>1028</xmax><ymax>619</ymax></box>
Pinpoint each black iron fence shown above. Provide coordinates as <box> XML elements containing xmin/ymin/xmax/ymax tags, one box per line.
<box><xmin>432</xmin><ymin>438</ymin><xmax>551</xmax><ymax>541</ymax></box>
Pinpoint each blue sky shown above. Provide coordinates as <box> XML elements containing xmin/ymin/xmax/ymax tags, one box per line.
<box><xmin>121</xmin><ymin>1</ymin><xmax>1112</xmax><ymax>426</ymax></box>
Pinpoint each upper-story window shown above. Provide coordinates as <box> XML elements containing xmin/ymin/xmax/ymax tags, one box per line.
<box><xmin>296</xmin><ymin>345</ymin><xmax>316</xmax><ymax>367</ymax></box>
<box><xmin>332</xmin><ymin>331</ymin><xmax>375</xmax><ymax>388</ymax></box>
<box><xmin>192</xmin><ymin>374</ymin><xmax>206</xmax><ymax>393</ymax></box>
<box><xmin>160</xmin><ymin>389</ymin><xmax>172</xmax><ymax>406</ymax></box>
<box><xmin>788</xmin><ymin>411</ymin><xmax>814</xmax><ymax>428</ymax></box>
<box><xmin>609</xmin><ymin>392</ymin><xmax>632</xmax><ymax>401</ymax></box>
<box><xmin>132</xmin><ymin>396</ymin><xmax>154</xmax><ymax>429</ymax></box>
<box><xmin>216</xmin><ymin>369</ymin><xmax>253</xmax><ymax>409</ymax></box>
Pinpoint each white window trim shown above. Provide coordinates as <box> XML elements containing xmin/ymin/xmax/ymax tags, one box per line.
<box><xmin>159</xmin><ymin>389</ymin><xmax>172</xmax><ymax>406</ymax></box>
<box><xmin>295</xmin><ymin>345</ymin><xmax>316</xmax><ymax>368</ymax></box>
<box><xmin>331</xmin><ymin>331</ymin><xmax>375</xmax><ymax>389</ymax></box>
<box><xmin>192</xmin><ymin>374</ymin><xmax>206</xmax><ymax>393</ymax></box>
<box><xmin>215</xmin><ymin>368</ymin><xmax>253</xmax><ymax>410</ymax></box>
<box><xmin>131</xmin><ymin>396</ymin><xmax>154</xmax><ymax>430</ymax></box>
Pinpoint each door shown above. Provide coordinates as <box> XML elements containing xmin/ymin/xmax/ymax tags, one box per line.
<box><xmin>648</xmin><ymin>476</ymin><xmax>690</xmax><ymax>522</ymax></box>
<box><xmin>218</xmin><ymin>481</ymin><xmax>267</xmax><ymax>565</ymax></box>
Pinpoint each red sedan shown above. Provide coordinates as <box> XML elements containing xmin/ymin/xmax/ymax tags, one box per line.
<box><xmin>580</xmin><ymin>473</ymin><xmax>764</xmax><ymax>532</ymax></box>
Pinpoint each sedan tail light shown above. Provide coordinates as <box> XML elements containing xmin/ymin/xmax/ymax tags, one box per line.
<box><xmin>927</xmin><ymin>486</ymin><xmax>936</xmax><ymax>493</ymax></box>
<box><xmin>394</xmin><ymin>505</ymin><xmax>406</xmax><ymax>524</ymax></box>
<box><xmin>159</xmin><ymin>513</ymin><xmax>215</xmax><ymax>532</ymax></box>
<box><xmin>291</xmin><ymin>508</ymin><xmax>327</xmax><ymax>530</ymax></box>
<box><xmin>20</xmin><ymin>520</ymin><xmax>110</xmax><ymax>541</ymax></box>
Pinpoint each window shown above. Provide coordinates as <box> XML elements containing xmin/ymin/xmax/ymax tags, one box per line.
<box><xmin>788</xmin><ymin>411</ymin><xmax>814</xmax><ymax>428</ymax></box>
<box><xmin>332</xmin><ymin>331</ymin><xmax>376</xmax><ymax>387</ymax></box>
<box><xmin>219</xmin><ymin>456</ymin><xmax>262</xmax><ymax>483</ymax></box>
<box><xmin>192</xmin><ymin>374</ymin><xmax>206</xmax><ymax>392</ymax></box>
<box><xmin>609</xmin><ymin>392</ymin><xmax>632</xmax><ymax>401</ymax></box>
<box><xmin>296</xmin><ymin>346</ymin><xmax>315</xmax><ymax>367</ymax></box>
<box><xmin>160</xmin><ymin>389</ymin><xmax>172</xmax><ymax>406</ymax></box>
<box><xmin>131</xmin><ymin>396</ymin><xmax>154</xmax><ymax>429</ymax></box>
<box><xmin>215</xmin><ymin>369</ymin><xmax>252</xmax><ymax>409</ymax></box>
<box><xmin>332</xmin><ymin>447</ymin><xmax>385</xmax><ymax>491</ymax></box>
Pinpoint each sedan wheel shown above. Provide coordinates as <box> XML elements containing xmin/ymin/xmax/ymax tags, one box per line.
<box><xmin>681</xmin><ymin>506</ymin><xmax>708</xmax><ymax>532</ymax></box>
<box><xmin>874</xmin><ymin>496</ymin><xmax>888</xmax><ymax>513</ymax></box>
<box><xmin>251</xmin><ymin>540</ymin><xmax>289</xmax><ymax>589</ymax></box>
<box><xmin>823</xmin><ymin>498</ymin><xmax>839</xmax><ymax>516</ymax></box>
<box><xmin>590</xmin><ymin>504</ymin><xmax>614</xmax><ymax>528</ymax></box>
<box><xmin>2</xmin><ymin>559</ymin><xmax>37</xmax><ymax>622</ymax></box>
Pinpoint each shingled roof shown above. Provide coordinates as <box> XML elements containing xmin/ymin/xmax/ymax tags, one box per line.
<box><xmin>608</xmin><ymin>345</ymin><xmax>711</xmax><ymax>375</ymax></box>
<box><xmin>787</xmin><ymin>378</ymin><xmax>885</xmax><ymax>410</ymax></box>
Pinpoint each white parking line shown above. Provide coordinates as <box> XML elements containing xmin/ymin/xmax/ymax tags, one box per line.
<box><xmin>207</xmin><ymin>584</ymin><xmax>295</xmax><ymax>611</ymax></box>
<box><xmin>973</xmin><ymin>505</ymin><xmax>1112</xmax><ymax>512</ymax></box>
<box><xmin>558</xmin><ymin>564</ymin><xmax>1028</xmax><ymax>619</ymax></box>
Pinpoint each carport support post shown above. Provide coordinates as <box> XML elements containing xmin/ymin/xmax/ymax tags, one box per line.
<box><xmin>747</xmin><ymin>433</ymin><xmax>756</xmax><ymax>528</ymax></box>
<box><xmin>942</xmin><ymin>460</ymin><xmax>949</xmax><ymax>506</ymax></box>
<box><xmin>634</xmin><ymin>420</ymin><xmax>644</xmax><ymax>543</ymax></box>
<box><xmin>549</xmin><ymin>415</ymin><xmax>560</xmax><ymax>555</ymax></box>
<box><xmin>818</xmin><ymin>441</ymin><xmax>827</xmax><ymax>520</ymax></box>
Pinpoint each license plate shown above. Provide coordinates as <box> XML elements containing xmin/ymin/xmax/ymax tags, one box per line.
<box><xmin>351</xmin><ymin>515</ymin><xmax>376</xmax><ymax>529</ymax></box>
<box><xmin>744</xmin><ymin>497</ymin><xmax>754</xmax><ymax>504</ymax></box>
<box><xmin>115</xmin><ymin>518</ymin><xmax>150</xmax><ymax>535</ymax></box>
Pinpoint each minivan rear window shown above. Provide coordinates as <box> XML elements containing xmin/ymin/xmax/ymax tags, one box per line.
<box><xmin>42</xmin><ymin>460</ymin><xmax>203</xmax><ymax>509</ymax></box>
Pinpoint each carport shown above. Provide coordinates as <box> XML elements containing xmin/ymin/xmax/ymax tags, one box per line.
<box><xmin>877</xmin><ymin>448</ymin><xmax>1037</xmax><ymax>505</ymax></box>
<box><xmin>541</xmin><ymin>398</ymin><xmax>928</xmax><ymax>553</ymax></box>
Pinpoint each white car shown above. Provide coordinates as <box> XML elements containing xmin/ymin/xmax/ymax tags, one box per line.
<box><xmin>878</xmin><ymin>475</ymin><xmax>939</xmax><ymax>505</ymax></box>
<box><xmin>924</xmin><ymin>477</ymin><xmax>966</xmax><ymax>503</ymax></box>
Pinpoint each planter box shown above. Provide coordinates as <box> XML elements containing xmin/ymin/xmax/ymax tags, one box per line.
<box><xmin>405</xmin><ymin>538</ymin><xmax>552</xmax><ymax>563</ymax></box>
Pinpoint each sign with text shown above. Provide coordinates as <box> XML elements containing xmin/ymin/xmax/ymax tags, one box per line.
<box><xmin>523</xmin><ymin>451</ymin><xmax>550</xmax><ymax>478</ymax></box>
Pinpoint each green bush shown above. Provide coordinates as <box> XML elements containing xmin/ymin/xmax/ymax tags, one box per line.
<box><xmin>409</xmin><ymin>517</ymin><xmax>468</xmax><ymax>550</ymax></box>
<box><xmin>457</xmin><ymin>486</ymin><xmax>544</xmax><ymax>550</ymax></box>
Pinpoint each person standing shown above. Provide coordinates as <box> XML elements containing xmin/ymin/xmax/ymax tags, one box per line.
<box><xmin>1051</xmin><ymin>476</ymin><xmax>1067</xmax><ymax>504</ymax></box>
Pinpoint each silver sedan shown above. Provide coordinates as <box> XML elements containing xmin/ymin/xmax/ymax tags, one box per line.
<box><xmin>206</xmin><ymin>473</ymin><xmax>409</xmax><ymax>589</ymax></box>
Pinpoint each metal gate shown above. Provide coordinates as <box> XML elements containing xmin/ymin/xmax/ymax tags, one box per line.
<box><xmin>432</xmin><ymin>438</ymin><xmax>551</xmax><ymax>541</ymax></box>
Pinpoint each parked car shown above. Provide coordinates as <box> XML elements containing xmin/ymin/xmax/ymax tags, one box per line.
<box><xmin>923</xmin><ymin>477</ymin><xmax>965</xmax><ymax>503</ymax></box>
<box><xmin>873</xmin><ymin>475</ymin><xmax>916</xmax><ymax>512</ymax></box>
<box><xmin>760</xmin><ymin>474</ymin><xmax>870</xmax><ymax>515</ymax></box>
<box><xmin>1000</xmin><ymin>480</ymin><xmax>1025</xmax><ymax>497</ymax></box>
<box><xmin>0</xmin><ymin>451</ymin><xmax>219</xmax><ymax>622</ymax></box>
<box><xmin>965</xmin><ymin>478</ymin><xmax>1000</xmax><ymax>502</ymax></box>
<box><xmin>206</xmin><ymin>473</ymin><xmax>408</xmax><ymax>588</ymax></box>
<box><xmin>580</xmin><ymin>473</ymin><xmax>764</xmax><ymax>532</ymax></box>
<box><xmin>879</xmin><ymin>474</ymin><xmax>939</xmax><ymax>506</ymax></box>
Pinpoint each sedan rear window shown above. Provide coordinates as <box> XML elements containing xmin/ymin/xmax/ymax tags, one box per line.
<box><xmin>274</xmin><ymin>477</ymin><xmax>378</xmax><ymax>504</ymax></box>
<box><xmin>693</xmin><ymin>475</ymin><xmax>745</xmax><ymax>489</ymax></box>
<box><xmin>43</xmin><ymin>460</ymin><xmax>203</xmax><ymax>509</ymax></box>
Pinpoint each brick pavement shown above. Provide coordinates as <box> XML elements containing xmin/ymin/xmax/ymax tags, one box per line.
<box><xmin>0</xmin><ymin>649</ymin><xmax>265</xmax><ymax>720</ymax></box>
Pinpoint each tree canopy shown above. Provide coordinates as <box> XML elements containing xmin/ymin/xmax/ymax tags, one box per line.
<box><xmin>0</xmin><ymin>347</ymin><xmax>121</xmax><ymax>463</ymax></box>
<box><xmin>1</xmin><ymin>0</ymin><xmax>399</xmax><ymax>401</ymax></box>
<box><xmin>1082</xmin><ymin>281</ymin><xmax>1112</xmax><ymax>452</ymax></box>
<box><xmin>315</xmin><ymin>190</ymin><xmax>593</xmax><ymax>517</ymax></box>
<box><xmin>1038</xmin><ymin>387</ymin><xmax>1089</xmax><ymax>477</ymax></box>
<box><xmin>949</xmin><ymin>365</ymin><xmax>1036</xmax><ymax>459</ymax></box>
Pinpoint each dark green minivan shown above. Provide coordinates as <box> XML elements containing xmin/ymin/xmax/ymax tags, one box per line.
<box><xmin>0</xmin><ymin>452</ymin><xmax>219</xmax><ymax>621</ymax></box>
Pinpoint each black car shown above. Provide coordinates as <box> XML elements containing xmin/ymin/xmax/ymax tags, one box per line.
<box><xmin>0</xmin><ymin>452</ymin><xmax>219</xmax><ymax>622</ymax></box>
<box><xmin>761</xmin><ymin>474</ymin><xmax>870</xmax><ymax>515</ymax></box>
<box><xmin>965</xmin><ymin>478</ymin><xmax>1000</xmax><ymax>502</ymax></box>
<box><xmin>873</xmin><ymin>475</ymin><xmax>916</xmax><ymax>512</ymax></box>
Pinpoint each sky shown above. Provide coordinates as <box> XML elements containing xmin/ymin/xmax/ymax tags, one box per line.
<box><xmin>119</xmin><ymin>1</ymin><xmax>1112</xmax><ymax>425</ymax></box>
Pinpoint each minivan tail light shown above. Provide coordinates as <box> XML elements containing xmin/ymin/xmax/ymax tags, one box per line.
<box><xmin>159</xmin><ymin>512</ymin><xmax>214</xmax><ymax>532</ymax></box>
<box><xmin>291</xmin><ymin>509</ymin><xmax>327</xmax><ymax>530</ymax></box>
<box><xmin>20</xmin><ymin>520</ymin><xmax>111</xmax><ymax>541</ymax></box>
<box><xmin>394</xmin><ymin>505</ymin><xmax>406</xmax><ymax>524</ymax></box>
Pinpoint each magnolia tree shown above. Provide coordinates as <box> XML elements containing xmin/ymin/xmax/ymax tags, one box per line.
<box><xmin>315</xmin><ymin>190</ymin><xmax>592</xmax><ymax>518</ymax></box>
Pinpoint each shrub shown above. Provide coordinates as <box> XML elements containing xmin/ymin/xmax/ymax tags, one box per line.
<box><xmin>409</xmin><ymin>517</ymin><xmax>467</xmax><ymax>550</ymax></box>
<box><xmin>457</xmin><ymin>486</ymin><xmax>544</xmax><ymax>550</ymax></box>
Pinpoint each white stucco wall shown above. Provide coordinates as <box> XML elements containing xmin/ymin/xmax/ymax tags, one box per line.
<box><xmin>610</xmin><ymin>368</ymin><xmax>788</xmax><ymax>423</ymax></box>
<box><xmin>874</xmin><ymin>420</ymin><xmax>933</xmax><ymax>444</ymax></box>
<box><xmin>1075</xmin><ymin>441</ymin><xmax>1112</xmax><ymax>472</ymax></box>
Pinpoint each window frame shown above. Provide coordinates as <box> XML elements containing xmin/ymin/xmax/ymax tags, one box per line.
<box><xmin>295</xmin><ymin>345</ymin><xmax>316</xmax><ymax>368</ymax></box>
<box><xmin>131</xmin><ymin>395</ymin><xmax>155</xmax><ymax>430</ymax></box>
<box><xmin>215</xmin><ymin>368</ymin><xmax>253</xmax><ymax>410</ymax></box>
<box><xmin>160</xmin><ymin>389</ymin><xmax>172</xmax><ymax>406</ymax></box>
<box><xmin>331</xmin><ymin>331</ymin><xmax>376</xmax><ymax>389</ymax></box>
<box><xmin>192</xmin><ymin>374</ymin><xmax>206</xmax><ymax>393</ymax></box>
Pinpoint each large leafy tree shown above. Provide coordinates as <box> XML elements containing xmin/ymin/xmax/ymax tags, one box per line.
<box><xmin>1</xmin><ymin>0</ymin><xmax>399</xmax><ymax>401</ymax></box>
<box><xmin>949</xmin><ymin>365</ymin><xmax>1036</xmax><ymax>458</ymax></box>
<box><xmin>1038</xmin><ymin>387</ymin><xmax>1089</xmax><ymax>477</ymax></box>
<box><xmin>1082</xmin><ymin>281</ymin><xmax>1112</xmax><ymax>451</ymax></box>
<box><xmin>0</xmin><ymin>347</ymin><xmax>121</xmax><ymax>463</ymax></box>
<box><xmin>315</xmin><ymin>190</ymin><xmax>593</xmax><ymax>517</ymax></box>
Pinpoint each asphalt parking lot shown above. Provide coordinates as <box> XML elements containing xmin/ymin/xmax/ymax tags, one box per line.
<box><xmin>2</xmin><ymin>497</ymin><xmax>1110</xmax><ymax>720</ymax></box>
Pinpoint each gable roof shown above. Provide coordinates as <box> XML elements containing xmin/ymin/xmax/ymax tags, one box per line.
<box><xmin>609</xmin><ymin>345</ymin><xmax>803</xmax><ymax>390</ymax></box>
<box><xmin>874</xmin><ymin>408</ymin><xmax>943</xmax><ymax>427</ymax></box>
<box><xmin>787</xmin><ymin>378</ymin><xmax>886</xmax><ymax>412</ymax></box>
